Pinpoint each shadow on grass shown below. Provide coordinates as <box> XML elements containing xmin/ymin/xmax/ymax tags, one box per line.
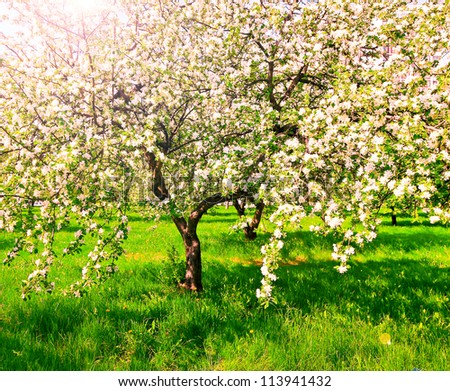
<box><xmin>0</xmin><ymin>236</ymin><xmax>16</xmax><ymax>251</ymax></box>
<box><xmin>203</xmin><ymin>257</ymin><xmax>450</xmax><ymax>322</ymax></box>
<box><xmin>1</xmin><ymin>225</ymin><xmax>449</xmax><ymax>370</ymax></box>
<box><xmin>282</xmin><ymin>227</ymin><xmax>450</xmax><ymax>260</ymax></box>
<box><xmin>379</xmin><ymin>220</ymin><xmax>449</xmax><ymax>228</ymax></box>
<box><xmin>277</xmin><ymin>259</ymin><xmax>448</xmax><ymax>324</ymax></box>
<box><xmin>197</xmin><ymin>218</ymin><xmax>239</xmax><ymax>225</ymax></box>
<box><xmin>377</xmin><ymin>210</ymin><xmax>449</xmax><ymax>228</ymax></box>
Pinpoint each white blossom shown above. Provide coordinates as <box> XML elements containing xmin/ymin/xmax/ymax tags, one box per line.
<box><xmin>430</xmin><ymin>216</ymin><xmax>440</xmax><ymax>224</ymax></box>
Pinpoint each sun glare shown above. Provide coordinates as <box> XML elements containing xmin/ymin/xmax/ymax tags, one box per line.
<box><xmin>64</xmin><ymin>0</ymin><xmax>109</xmax><ymax>13</ymax></box>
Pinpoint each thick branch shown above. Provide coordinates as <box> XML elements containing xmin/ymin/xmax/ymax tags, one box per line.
<box><xmin>281</xmin><ymin>64</ymin><xmax>308</xmax><ymax>102</ymax></box>
<box><xmin>188</xmin><ymin>190</ymin><xmax>251</xmax><ymax>234</ymax></box>
<box><xmin>267</xmin><ymin>60</ymin><xmax>281</xmax><ymax>112</ymax></box>
<box><xmin>141</xmin><ymin>148</ymin><xmax>170</xmax><ymax>200</ymax></box>
<box><xmin>233</xmin><ymin>198</ymin><xmax>246</xmax><ymax>217</ymax></box>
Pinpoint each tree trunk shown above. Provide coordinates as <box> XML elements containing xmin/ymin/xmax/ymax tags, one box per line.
<box><xmin>245</xmin><ymin>200</ymin><xmax>264</xmax><ymax>240</ymax></box>
<box><xmin>170</xmin><ymin>192</ymin><xmax>250</xmax><ymax>292</ymax></box>
<box><xmin>233</xmin><ymin>198</ymin><xmax>264</xmax><ymax>241</ymax></box>
<box><xmin>143</xmin><ymin>147</ymin><xmax>251</xmax><ymax>292</ymax></box>
<box><xmin>233</xmin><ymin>198</ymin><xmax>246</xmax><ymax>217</ymax></box>
<box><xmin>181</xmin><ymin>232</ymin><xmax>203</xmax><ymax>291</ymax></box>
<box><xmin>171</xmin><ymin>215</ymin><xmax>203</xmax><ymax>291</ymax></box>
<box><xmin>391</xmin><ymin>207</ymin><xmax>397</xmax><ymax>226</ymax></box>
<box><xmin>391</xmin><ymin>214</ymin><xmax>397</xmax><ymax>226</ymax></box>
<box><xmin>243</xmin><ymin>225</ymin><xmax>257</xmax><ymax>240</ymax></box>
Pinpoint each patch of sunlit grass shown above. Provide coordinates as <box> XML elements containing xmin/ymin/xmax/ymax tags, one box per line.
<box><xmin>0</xmin><ymin>207</ymin><xmax>449</xmax><ymax>370</ymax></box>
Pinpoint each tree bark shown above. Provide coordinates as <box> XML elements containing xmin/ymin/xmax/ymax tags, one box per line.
<box><xmin>181</xmin><ymin>231</ymin><xmax>203</xmax><ymax>291</ymax></box>
<box><xmin>170</xmin><ymin>215</ymin><xmax>202</xmax><ymax>291</ymax></box>
<box><xmin>391</xmin><ymin>213</ymin><xmax>397</xmax><ymax>226</ymax></box>
<box><xmin>233</xmin><ymin>198</ymin><xmax>246</xmax><ymax>217</ymax></box>
<box><xmin>247</xmin><ymin>200</ymin><xmax>264</xmax><ymax>239</ymax></box>
<box><xmin>233</xmin><ymin>198</ymin><xmax>264</xmax><ymax>241</ymax></box>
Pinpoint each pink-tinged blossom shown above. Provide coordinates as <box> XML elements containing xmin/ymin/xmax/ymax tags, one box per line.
<box><xmin>430</xmin><ymin>216</ymin><xmax>440</xmax><ymax>224</ymax></box>
<box><xmin>337</xmin><ymin>265</ymin><xmax>348</xmax><ymax>274</ymax></box>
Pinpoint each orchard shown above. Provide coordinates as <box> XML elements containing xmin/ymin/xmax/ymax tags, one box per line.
<box><xmin>1</xmin><ymin>0</ymin><xmax>449</xmax><ymax>306</ymax></box>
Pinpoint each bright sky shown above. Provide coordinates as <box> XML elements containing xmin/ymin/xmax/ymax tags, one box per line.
<box><xmin>0</xmin><ymin>2</ymin><xmax>18</xmax><ymax>36</ymax></box>
<box><xmin>0</xmin><ymin>0</ymin><xmax>111</xmax><ymax>36</ymax></box>
<box><xmin>63</xmin><ymin>0</ymin><xmax>111</xmax><ymax>12</ymax></box>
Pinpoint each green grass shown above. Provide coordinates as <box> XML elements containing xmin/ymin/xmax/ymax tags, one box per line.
<box><xmin>0</xmin><ymin>207</ymin><xmax>449</xmax><ymax>370</ymax></box>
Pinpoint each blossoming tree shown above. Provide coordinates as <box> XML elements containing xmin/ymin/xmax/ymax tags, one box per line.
<box><xmin>1</xmin><ymin>0</ymin><xmax>448</xmax><ymax>302</ymax></box>
<box><xmin>246</xmin><ymin>0</ymin><xmax>450</xmax><ymax>303</ymax></box>
<box><xmin>1</xmin><ymin>0</ymin><xmax>271</xmax><ymax>296</ymax></box>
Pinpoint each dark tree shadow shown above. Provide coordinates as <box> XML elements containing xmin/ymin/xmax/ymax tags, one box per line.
<box><xmin>1</xmin><ymin>224</ymin><xmax>449</xmax><ymax>370</ymax></box>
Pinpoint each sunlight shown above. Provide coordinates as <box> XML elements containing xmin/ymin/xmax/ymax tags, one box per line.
<box><xmin>63</xmin><ymin>0</ymin><xmax>110</xmax><ymax>13</ymax></box>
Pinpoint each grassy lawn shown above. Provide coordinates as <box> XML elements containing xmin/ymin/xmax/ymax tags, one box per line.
<box><xmin>0</xmin><ymin>207</ymin><xmax>449</xmax><ymax>370</ymax></box>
